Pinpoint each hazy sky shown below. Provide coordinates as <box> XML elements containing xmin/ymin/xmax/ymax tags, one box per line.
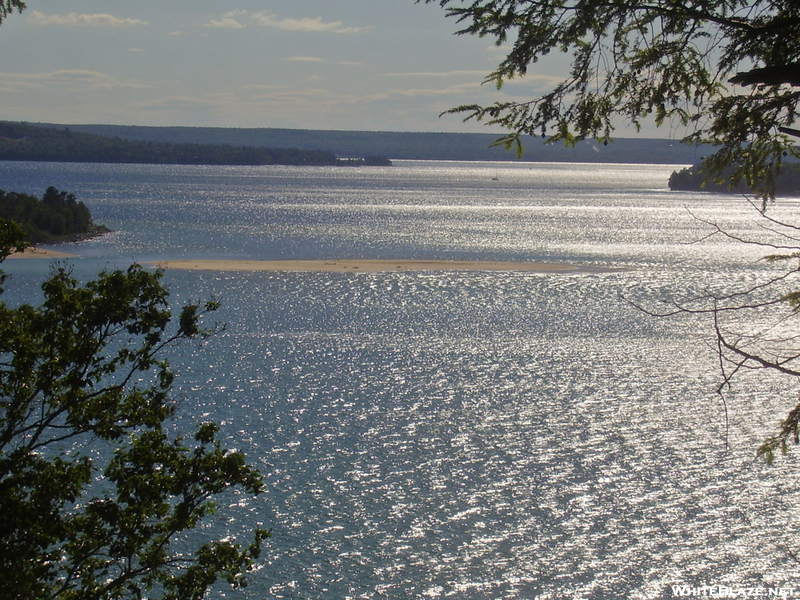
<box><xmin>0</xmin><ymin>1</ymin><xmax>663</xmax><ymax>136</ymax></box>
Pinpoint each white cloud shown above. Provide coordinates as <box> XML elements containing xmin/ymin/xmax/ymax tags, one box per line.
<box><xmin>383</xmin><ymin>70</ymin><xmax>489</xmax><ymax>78</ymax></box>
<box><xmin>27</xmin><ymin>11</ymin><xmax>148</xmax><ymax>27</ymax></box>
<box><xmin>369</xmin><ymin>81</ymin><xmax>486</xmax><ymax>101</ymax></box>
<box><xmin>289</xmin><ymin>56</ymin><xmax>325</xmax><ymax>63</ymax></box>
<box><xmin>246</xmin><ymin>82</ymin><xmax>485</xmax><ymax>109</ymax></box>
<box><xmin>142</xmin><ymin>96</ymin><xmax>220</xmax><ymax>110</ymax></box>
<box><xmin>0</xmin><ymin>70</ymin><xmax>150</xmax><ymax>91</ymax></box>
<box><xmin>206</xmin><ymin>11</ymin><xmax>366</xmax><ymax>34</ymax></box>
<box><xmin>206</xmin><ymin>15</ymin><xmax>246</xmax><ymax>29</ymax></box>
<box><xmin>384</xmin><ymin>70</ymin><xmax>566</xmax><ymax>93</ymax></box>
<box><xmin>250</xmin><ymin>12</ymin><xmax>364</xmax><ymax>33</ymax></box>
<box><xmin>242</xmin><ymin>84</ymin><xmax>290</xmax><ymax>91</ymax></box>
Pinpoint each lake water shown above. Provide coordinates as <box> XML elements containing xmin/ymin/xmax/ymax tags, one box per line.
<box><xmin>3</xmin><ymin>160</ymin><xmax>800</xmax><ymax>599</ymax></box>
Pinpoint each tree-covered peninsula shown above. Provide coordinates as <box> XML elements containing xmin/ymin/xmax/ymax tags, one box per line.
<box><xmin>669</xmin><ymin>163</ymin><xmax>800</xmax><ymax>196</ymax></box>
<box><xmin>0</xmin><ymin>122</ymin><xmax>391</xmax><ymax>167</ymax></box>
<box><xmin>0</xmin><ymin>187</ymin><xmax>109</xmax><ymax>244</ymax></box>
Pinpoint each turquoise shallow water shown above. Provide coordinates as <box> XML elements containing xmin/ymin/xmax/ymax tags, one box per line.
<box><xmin>3</xmin><ymin>160</ymin><xmax>800</xmax><ymax>598</ymax></box>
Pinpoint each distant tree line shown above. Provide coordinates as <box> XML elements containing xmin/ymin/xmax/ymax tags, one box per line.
<box><xmin>0</xmin><ymin>186</ymin><xmax>108</xmax><ymax>243</ymax></box>
<box><xmin>0</xmin><ymin>122</ymin><xmax>391</xmax><ymax>167</ymax></box>
<box><xmin>63</xmin><ymin>123</ymin><xmax>703</xmax><ymax>164</ymax></box>
<box><xmin>669</xmin><ymin>163</ymin><xmax>800</xmax><ymax>196</ymax></box>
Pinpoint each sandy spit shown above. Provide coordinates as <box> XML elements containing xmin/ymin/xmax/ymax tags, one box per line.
<box><xmin>149</xmin><ymin>259</ymin><xmax>610</xmax><ymax>273</ymax></box>
<box><xmin>8</xmin><ymin>247</ymin><xmax>78</xmax><ymax>259</ymax></box>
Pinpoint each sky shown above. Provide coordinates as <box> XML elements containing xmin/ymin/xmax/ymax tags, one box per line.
<box><xmin>0</xmin><ymin>1</ymin><xmax>664</xmax><ymax>136</ymax></box>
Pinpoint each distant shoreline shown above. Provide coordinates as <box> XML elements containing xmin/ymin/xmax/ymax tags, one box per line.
<box><xmin>0</xmin><ymin>122</ymin><xmax>392</xmax><ymax>167</ymax></box>
<box><xmin>24</xmin><ymin>121</ymin><xmax>703</xmax><ymax>165</ymax></box>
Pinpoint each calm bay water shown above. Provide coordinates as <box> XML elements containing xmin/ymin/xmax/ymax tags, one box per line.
<box><xmin>3</xmin><ymin>160</ymin><xmax>800</xmax><ymax>599</ymax></box>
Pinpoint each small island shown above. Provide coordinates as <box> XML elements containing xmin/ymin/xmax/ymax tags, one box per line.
<box><xmin>0</xmin><ymin>186</ymin><xmax>109</xmax><ymax>244</ymax></box>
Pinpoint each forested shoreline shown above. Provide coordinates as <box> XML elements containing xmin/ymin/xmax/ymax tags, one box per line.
<box><xmin>0</xmin><ymin>186</ymin><xmax>109</xmax><ymax>244</ymax></box>
<box><xmin>48</xmin><ymin>122</ymin><xmax>704</xmax><ymax>164</ymax></box>
<box><xmin>0</xmin><ymin>122</ymin><xmax>391</xmax><ymax>167</ymax></box>
<box><xmin>669</xmin><ymin>163</ymin><xmax>800</xmax><ymax>196</ymax></box>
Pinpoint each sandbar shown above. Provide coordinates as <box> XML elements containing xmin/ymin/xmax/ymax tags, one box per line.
<box><xmin>8</xmin><ymin>247</ymin><xmax>77</xmax><ymax>259</ymax></box>
<box><xmin>151</xmin><ymin>259</ymin><xmax>603</xmax><ymax>273</ymax></box>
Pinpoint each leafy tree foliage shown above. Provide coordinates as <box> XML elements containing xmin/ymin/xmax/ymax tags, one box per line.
<box><xmin>0</xmin><ymin>219</ymin><xmax>27</xmax><ymax>261</ymax></box>
<box><xmin>424</xmin><ymin>0</ymin><xmax>800</xmax><ymax>199</ymax></box>
<box><xmin>0</xmin><ymin>222</ymin><xmax>268</xmax><ymax>599</ymax></box>
<box><xmin>0</xmin><ymin>9</ymin><xmax>268</xmax><ymax>596</ymax></box>
<box><xmin>0</xmin><ymin>0</ymin><xmax>23</xmax><ymax>25</ymax></box>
